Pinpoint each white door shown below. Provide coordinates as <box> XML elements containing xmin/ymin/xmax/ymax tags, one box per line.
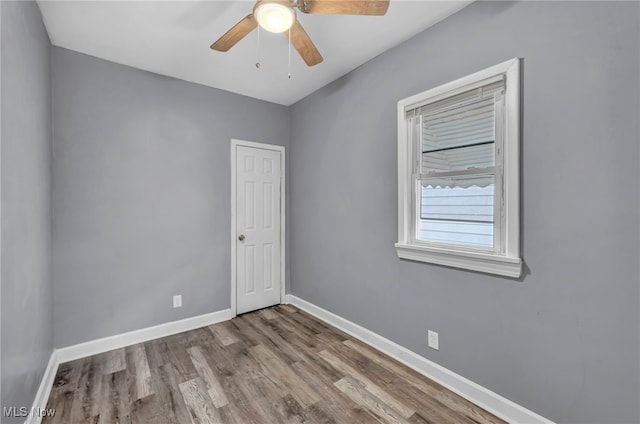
<box><xmin>235</xmin><ymin>144</ymin><xmax>282</xmax><ymax>314</ymax></box>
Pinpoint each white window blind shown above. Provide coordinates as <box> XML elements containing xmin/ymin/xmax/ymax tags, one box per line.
<box><xmin>408</xmin><ymin>79</ymin><xmax>505</xmax><ymax>249</ymax></box>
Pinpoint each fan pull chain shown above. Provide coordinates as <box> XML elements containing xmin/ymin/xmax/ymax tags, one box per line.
<box><xmin>287</xmin><ymin>27</ymin><xmax>292</xmax><ymax>79</ymax></box>
<box><xmin>256</xmin><ymin>25</ymin><xmax>261</xmax><ymax>69</ymax></box>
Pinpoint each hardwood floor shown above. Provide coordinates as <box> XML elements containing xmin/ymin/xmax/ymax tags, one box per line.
<box><xmin>44</xmin><ymin>305</ymin><xmax>506</xmax><ymax>424</ymax></box>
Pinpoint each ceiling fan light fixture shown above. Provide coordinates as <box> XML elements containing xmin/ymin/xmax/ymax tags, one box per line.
<box><xmin>254</xmin><ymin>1</ymin><xmax>295</xmax><ymax>33</ymax></box>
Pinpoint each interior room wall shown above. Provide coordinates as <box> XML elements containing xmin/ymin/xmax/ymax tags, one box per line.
<box><xmin>288</xmin><ymin>2</ymin><xmax>640</xmax><ymax>423</ymax></box>
<box><xmin>0</xmin><ymin>1</ymin><xmax>54</xmax><ymax>421</ymax></box>
<box><xmin>52</xmin><ymin>47</ymin><xmax>290</xmax><ymax>348</ymax></box>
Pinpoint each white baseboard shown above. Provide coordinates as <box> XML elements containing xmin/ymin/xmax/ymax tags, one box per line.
<box><xmin>24</xmin><ymin>350</ymin><xmax>58</xmax><ymax>424</ymax></box>
<box><xmin>285</xmin><ymin>294</ymin><xmax>554</xmax><ymax>424</ymax></box>
<box><xmin>57</xmin><ymin>308</ymin><xmax>232</xmax><ymax>364</ymax></box>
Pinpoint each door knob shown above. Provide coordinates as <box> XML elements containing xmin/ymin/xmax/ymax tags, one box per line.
<box><xmin>238</xmin><ymin>234</ymin><xmax>246</xmax><ymax>241</ymax></box>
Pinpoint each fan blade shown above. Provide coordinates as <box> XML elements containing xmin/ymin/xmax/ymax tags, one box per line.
<box><xmin>299</xmin><ymin>0</ymin><xmax>389</xmax><ymax>16</ymax></box>
<box><xmin>286</xmin><ymin>20</ymin><xmax>323</xmax><ymax>66</ymax></box>
<box><xmin>210</xmin><ymin>14</ymin><xmax>257</xmax><ymax>52</ymax></box>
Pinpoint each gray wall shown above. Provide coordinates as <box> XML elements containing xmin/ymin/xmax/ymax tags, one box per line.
<box><xmin>52</xmin><ymin>48</ymin><xmax>289</xmax><ymax>348</ymax></box>
<box><xmin>289</xmin><ymin>2</ymin><xmax>640</xmax><ymax>423</ymax></box>
<box><xmin>0</xmin><ymin>1</ymin><xmax>53</xmax><ymax>421</ymax></box>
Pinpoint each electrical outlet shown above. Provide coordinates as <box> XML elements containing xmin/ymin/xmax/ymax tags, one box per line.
<box><xmin>173</xmin><ymin>295</ymin><xmax>182</xmax><ymax>308</ymax></box>
<box><xmin>428</xmin><ymin>330</ymin><xmax>439</xmax><ymax>350</ymax></box>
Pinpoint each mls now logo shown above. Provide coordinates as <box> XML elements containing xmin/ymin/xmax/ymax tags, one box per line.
<box><xmin>3</xmin><ymin>407</ymin><xmax>56</xmax><ymax>418</ymax></box>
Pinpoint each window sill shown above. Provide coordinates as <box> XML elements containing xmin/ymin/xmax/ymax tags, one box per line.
<box><xmin>395</xmin><ymin>243</ymin><xmax>522</xmax><ymax>278</ymax></box>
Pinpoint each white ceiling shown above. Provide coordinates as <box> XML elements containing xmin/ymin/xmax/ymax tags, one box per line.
<box><xmin>37</xmin><ymin>0</ymin><xmax>472</xmax><ymax>106</ymax></box>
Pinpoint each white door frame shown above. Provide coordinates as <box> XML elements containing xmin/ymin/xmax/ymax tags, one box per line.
<box><xmin>230</xmin><ymin>139</ymin><xmax>286</xmax><ymax>317</ymax></box>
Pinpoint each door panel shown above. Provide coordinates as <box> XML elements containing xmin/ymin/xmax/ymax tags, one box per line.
<box><xmin>236</xmin><ymin>145</ymin><xmax>281</xmax><ymax>314</ymax></box>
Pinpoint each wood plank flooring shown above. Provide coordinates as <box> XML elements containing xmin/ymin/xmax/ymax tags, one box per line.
<box><xmin>43</xmin><ymin>305</ymin><xmax>506</xmax><ymax>424</ymax></box>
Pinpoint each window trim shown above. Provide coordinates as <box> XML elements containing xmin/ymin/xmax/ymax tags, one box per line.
<box><xmin>396</xmin><ymin>58</ymin><xmax>522</xmax><ymax>278</ymax></box>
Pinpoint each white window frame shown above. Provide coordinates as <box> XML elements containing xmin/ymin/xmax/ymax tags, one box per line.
<box><xmin>395</xmin><ymin>58</ymin><xmax>522</xmax><ymax>278</ymax></box>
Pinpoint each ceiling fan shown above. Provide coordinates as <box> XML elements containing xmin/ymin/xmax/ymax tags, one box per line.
<box><xmin>210</xmin><ymin>0</ymin><xmax>390</xmax><ymax>67</ymax></box>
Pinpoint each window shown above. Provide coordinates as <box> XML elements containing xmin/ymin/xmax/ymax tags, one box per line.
<box><xmin>395</xmin><ymin>59</ymin><xmax>522</xmax><ymax>277</ymax></box>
